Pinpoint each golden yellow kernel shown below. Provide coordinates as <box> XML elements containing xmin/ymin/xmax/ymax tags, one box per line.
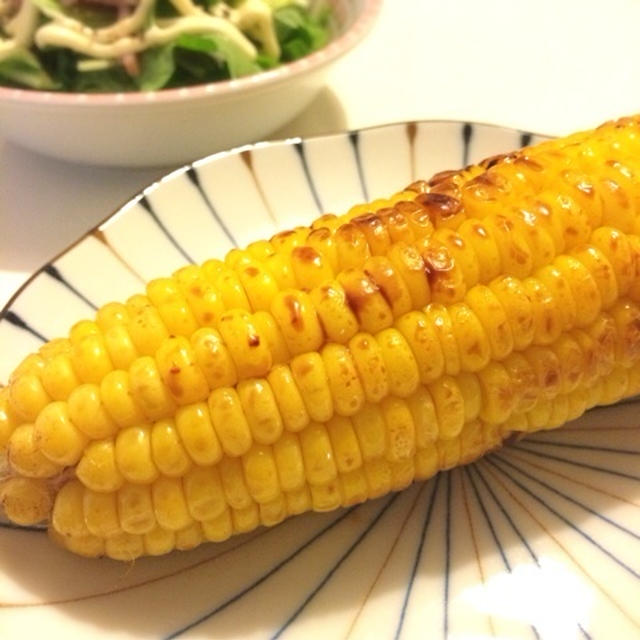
<box><xmin>76</xmin><ymin>439</ymin><xmax>124</xmax><ymax>492</ymax></box>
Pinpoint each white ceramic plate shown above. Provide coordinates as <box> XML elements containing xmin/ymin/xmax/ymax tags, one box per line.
<box><xmin>1</xmin><ymin>122</ymin><xmax>639</xmax><ymax>639</ymax></box>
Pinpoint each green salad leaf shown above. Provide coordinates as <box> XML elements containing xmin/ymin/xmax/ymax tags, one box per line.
<box><xmin>274</xmin><ymin>4</ymin><xmax>330</xmax><ymax>61</ymax></box>
<box><xmin>137</xmin><ymin>32</ymin><xmax>263</xmax><ymax>91</ymax></box>
<box><xmin>0</xmin><ymin>48</ymin><xmax>59</xmax><ymax>90</ymax></box>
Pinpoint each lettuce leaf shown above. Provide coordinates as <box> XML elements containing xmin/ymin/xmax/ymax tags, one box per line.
<box><xmin>137</xmin><ymin>32</ymin><xmax>263</xmax><ymax>91</ymax></box>
<box><xmin>0</xmin><ymin>48</ymin><xmax>59</xmax><ymax>90</ymax></box>
<box><xmin>274</xmin><ymin>4</ymin><xmax>330</xmax><ymax>61</ymax></box>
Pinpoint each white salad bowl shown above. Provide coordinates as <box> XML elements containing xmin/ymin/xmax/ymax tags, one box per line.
<box><xmin>0</xmin><ymin>0</ymin><xmax>381</xmax><ymax>167</ymax></box>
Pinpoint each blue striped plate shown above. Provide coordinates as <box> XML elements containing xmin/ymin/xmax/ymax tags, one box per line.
<box><xmin>1</xmin><ymin>122</ymin><xmax>639</xmax><ymax>640</ymax></box>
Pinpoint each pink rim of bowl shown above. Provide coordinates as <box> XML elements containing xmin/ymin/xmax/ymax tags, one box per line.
<box><xmin>0</xmin><ymin>0</ymin><xmax>382</xmax><ymax>106</ymax></box>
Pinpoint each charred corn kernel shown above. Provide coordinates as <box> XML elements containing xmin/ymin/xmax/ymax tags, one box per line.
<box><xmin>306</xmin><ymin>228</ymin><xmax>339</xmax><ymax>273</ymax></box>
<box><xmin>352</xmin><ymin>213</ymin><xmax>393</xmax><ymax>256</ymax></box>
<box><xmin>41</xmin><ymin>353</ymin><xmax>81</xmax><ymax>401</ymax></box>
<box><xmin>218</xmin><ymin>456</ymin><xmax>252</xmax><ymax>510</ymax></box>
<box><xmin>34</xmin><ymin>401</ymin><xmax>88</xmax><ymax>466</ymax></box>
<box><xmin>465</xmin><ymin>285</ymin><xmax>513</xmax><ymax>360</ymax></box>
<box><xmin>457</xmin><ymin>372</ymin><xmax>482</xmax><ymax>422</ymax></box>
<box><xmin>183</xmin><ymin>465</ymin><xmax>227</xmax><ymax>521</ymax></box>
<box><xmin>351</xmin><ymin>403</ymin><xmax>387</xmax><ymax>460</ymax></box>
<box><xmin>448</xmin><ymin>303</ymin><xmax>491</xmax><ymax>372</ymax></box>
<box><xmin>310</xmin><ymin>480</ymin><xmax>342</xmax><ymax>511</ymax></box>
<box><xmin>267</xmin><ymin>365</ymin><xmax>309</xmax><ymax>432</ymax></box>
<box><xmin>335</xmin><ymin>223</ymin><xmax>371</xmax><ymax>270</ymax></box>
<box><xmin>363</xmin><ymin>458</ymin><xmax>392</xmax><ymax>499</ymax></box>
<box><xmin>208</xmin><ymin>388</ymin><xmax>252</xmax><ymax>457</ymax></box>
<box><xmin>290</xmin><ymin>246</ymin><xmax>334</xmax><ymax>289</ymax></box>
<box><xmin>242</xmin><ymin>444</ymin><xmax>280</xmax><ymax>504</ymax></box>
<box><xmin>522</xmin><ymin>278</ymin><xmax>563</xmax><ymax>345</ymax></box>
<box><xmin>71</xmin><ymin>333</ymin><xmax>113</xmax><ymax>384</ymax></box>
<box><xmin>156</xmin><ymin>337</ymin><xmax>209</xmax><ymax>406</ymax></box>
<box><xmin>377</xmin><ymin>329</ymin><xmax>420</xmax><ymax>397</ymax></box>
<box><xmin>339</xmin><ymin>468</ymin><xmax>369</xmax><ymax>506</ymax></box>
<box><xmin>590</xmin><ymin>227</ymin><xmax>635</xmax><ymax>296</ymax></box>
<box><xmin>83</xmin><ymin>490</ymin><xmax>121</xmax><ymax>538</ymax></box>
<box><xmin>271</xmin><ymin>290</ymin><xmax>324</xmax><ymax>356</ymax></box>
<box><xmin>589</xmin><ymin>314</ymin><xmax>617</xmax><ymax>377</ymax></box>
<box><xmin>260</xmin><ymin>495</ymin><xmax>288</xmax><ymax>526</ymax></box>
<box><xmin>524</xmin><ymin>346</ymin><xmax>562</xmax><ymax>401</ymax></box>
<box><xmin>69</xmin><ymin>320</ymin><xmax>100</xmax><ymax>344</ymax></box>
<box><xmin>191</xmin><ymin>327</ymin><xmax>237</xmax><ymax>389</ymax></box>
<box><xmin>363</xmin><ymin>256</ymin><xmax>412</xmax><ymax>318</ymax></box>
<box><xmin>232</xmin><ymin>502</ymin><xmax>260</xmax><ymax>533</ymax></box>
<box><xmin>552</xmin><ymin>334</ymin><xmax>585</xmax><ymax>394</ymax></box>
<box><xmin>237</xmin><ymin>379</ymin><xmax>283</xmax><ymax>445</ymax></box>
<box><xmin>285</xmin><ymin>486</ymin><xmax>312</xmax><ymax>515</ymax></box>
<box><xmin>459</xmin><ymin>420</ymin><xmax>485</xmax><ymax>465</ymax></box>
<box><xmin>151</xmin><ymin>419</ymin><xmax>192</xmax><ymax>477</ymax></box>
<box><xmin>554</xmin><ymin>255</ymin><xmax>601</xmax><ymax>328</ymax></box>
<box><xmin>348</xmin><ymin>333</ymin><xmax>389</xmax><ymax>403</ymax></box>
<box><xmin>458</xmin><ymin>219</ymin><xmax>502</xmax><ymax>283</ymax></box>
<box><xmin>321</xmin><ymin>343</ymin><xmax>365</xmax><ymax>417</ymax></box>
<box><xmin>176</xmin><ymin>523</ymin><xmax>202</xmax><ymax>553</ymax></box>
<box><xmin>433</xmin><ymin>228</ymin><xmax>480</xmax><ymax>288</ymax></box>
<box><xmin>429</xmin><ymin>376</ymin><xmax>465</xmax><ymax>439</ymax></box>
<box><xmin>76</xmin><ymin>439</ymin><xmax>124</xmax><ymax>492</ymax></box>
<box><xmin>299</xmin><ymin>422</ymin><xmax>337</xmax><ymax>486</ymax></box>
<box><xmin>144</xmin><ymin>527</ymin><xmax>176</xmax><ymax>556</ymax></box>
<box><xmin>612</xmin><ymin>300</ymin><xmax>640</xmax><ymax>365</ymax></box>
<box><xmin>338</xmin><ymin>268</ymin><xmax>394</xmax><ymax>335</ymax></box>
<box><xmin>572</xmin><ymin>245</ymin><xmax>618</xmax><ymax>309</ymax></box>
<box><xmin>115</xmin><ymin>425</ymin><xmax>158</xmax><ymax>484</ymax></box>
<box><xmin>9</xmin><ymin>373</ymin><xmax>51</xmax><ymax>422</ymax></box>
<box><xmin>484</xmin><ymin>216</ymin><xmax>533</xmax><ymax>279</ymax></box>
<box><xmin>174</xmin><ymin>402</ymin><xmax>222</xmax><ymax>466</ymax></box>
<box><xmin>105</xmin><ymin>532</ymin><xmax>144</xmax><ymax>561</ymax></box>
<box><xmin>502</xmin><ymin>352</ymin><xmax>539</xmax><ymax>413</ymax></box>
<box><xmin>309</xmin><ymin>281</ymin><xmax>359</xmax><ymax>344</ymax></box>
<box><xmin>52</xmin><ymin>480</ymin><xmax>88</xmax><ymax>537</ymax></box>
<box><xmin>387</xmin><ymin>243</ymin><xmax>431</xmax><ymax>309</ymax></box>
<box><xmin>381</xmin><ymin>396</ymin><xmax>415</xmax><ymax>462</ymax></box>
<box><xmin>290</xmin><ymin>353</ymin><xmax>333</xmax><ymax>423</ymax></box>
<box><xmin>218</xmin><ymin>310</ymin><xmax>272</xmax><ymax>380</ymax></box>
<box><xmin>526</xmin><ymin>196</ymin><xmax>566</xmax><ymax>253</ymax></box>
<box><xmin>152</xmin><ymin>476</ymin><xmax>193</xmax><ymax>531</ymax></box>
<box><xmin>8</xmin><ymin>423</ymin><xmax>62</xmax><ymax>478</ymax></box>
<box><xmin>420</xmin><ymin>240</ymin><xmax>467</xmax><ymax>304</ymax></box>
<box><xmin>489</xmin><ymin>277</ymin><xmax>535</xmax><ymax>351</ymax></box>
<box><xmin>100</xmin><ymin>370</ymin><xmax>146</xmax><ymax>428</ymax></box>
<box><xmin>202</xmin><ymin>509</ymin><xmax>233</xmax><ymax>542</ymax></box>
<box><xmin>147</xmin><ymin>278</ymin><xmax>199</xmax><ymax>337</ymax></box>
<box><xmin>68</xmin><ymin>384</ymin><xmax>117</xmax><ymax>439</ymax></box>
<box><xmin>129</xmin><ymin>356</ymin><xmax>177</xmax><ymax>421</ymax></box>
<box><xmin>252</xmin><ymin>311</ymin><xmax>290</xmax><ymax>365</ymax></box>
<box><xmin>437</xmin><ymin>437</ymin><xmax>461</xmax><ymax>470</ymax></box>
<box><xmin>477</xmin><ymin>362</ymin><xmax>516</xmax><ymax>424</ymax></box>
<box><xmin>425</xmin><ymin>304</ymin><xmax>461</xmax><ymax>376</ymax></box>
<box><xmin>237</xmin><ymin>260</ymin><xmax>280</xmax><ymax>311</ymax></box>
<box><xmin>272</xmin><ymin>432</ymin><xmax>305</xmax><ymax>492</ymax></box>
<box><xmin>213</xmin><ymin>268</ymin><xmax>252</xmax><ymax>311</ymax></box>
<box><xmin>390</xmin><ymin>458</ymin><xmax>415</xmax><ymax>491</ymax></box>
<box><xmin>0</xmin><ymin>477</ymin><xmax>52</xmax><ymax>526</ymax></box>
<box><xmin>174</xmin><ymin>265</ymin><xmax>225</xmax><ymax>327</ymax></box>
<box><xmin>395</xmin><ymin>311</ymin><xmax>445</xmax><ymax>383</ymax></box>
<box><xmin>118</xmin><ymin>483</ymin><xmax>156</xmax><ymax>534</ymax></box>
<box><xmin>510</xmin><ymin>206</ymin><xmax>557</xmax><ymax>270</ymax></box>
<box><xmin>126</xmin><ymin>296</ymin><xmax>170</xmax><ymax>356</ymax></box>
<box><xmin>414</xmin><ymin>446</ymin><xmax>439</xmax><ymax>480</ymax></box>
<box><xmin>325</xmin><ymin>416</ymin><xmax>362</xmax><ymax>474</ymax></box>
<box><xmin>406</xmin><ymin>387</ymin><xmax>438</xmax><ymax>448</ymax></box>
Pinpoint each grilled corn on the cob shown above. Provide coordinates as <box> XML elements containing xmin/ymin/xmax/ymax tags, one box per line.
<box><xmin>2</xmin><ymin>115</ymin><xmax>640</xmax><ymax>560</ymax></box>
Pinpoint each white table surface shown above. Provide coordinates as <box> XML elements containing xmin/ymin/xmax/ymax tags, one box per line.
<box><xmin>2</xmin><ymin>0</ymin><xmax>640</xmax><ymax>308</ymax></box>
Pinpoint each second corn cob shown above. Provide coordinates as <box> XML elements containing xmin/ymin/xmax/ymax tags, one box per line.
<box><xmin>2</xmin><ymin>115</ymin><xmax>640</xmax><ymax>560</ymax></box>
